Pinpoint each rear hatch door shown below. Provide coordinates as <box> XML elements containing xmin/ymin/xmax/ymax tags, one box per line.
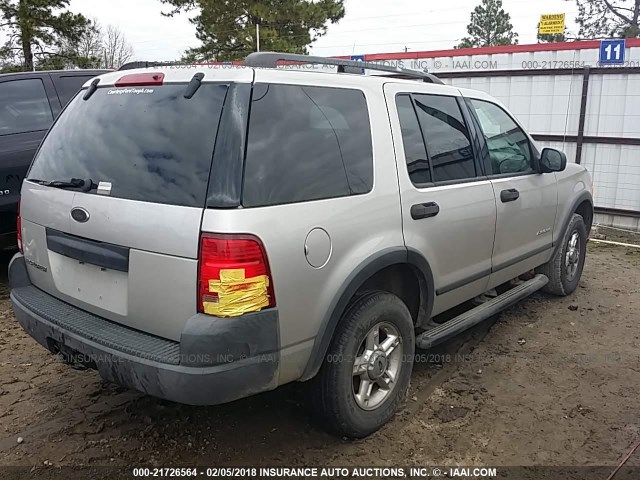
<box><xmin>20</xmin><ymin>69</ymin><xmax>252</xmax><ymax>341</ymax></box>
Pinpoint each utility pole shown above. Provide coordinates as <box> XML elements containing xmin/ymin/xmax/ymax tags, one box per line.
<box><xmin>256</xmin><ymin>23</ymin><xmax>260</xmax><ymax>52</ymax></box>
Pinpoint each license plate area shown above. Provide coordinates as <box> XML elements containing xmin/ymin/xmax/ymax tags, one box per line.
<box><xmin>49</xmin><ymin>251</ymin><xmax>129</xmax><ymax>316</ymax></box>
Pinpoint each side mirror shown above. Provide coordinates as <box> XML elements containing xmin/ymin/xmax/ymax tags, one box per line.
<box><xmin>539</xmin><ymin>148</ymin><xmax>567</xmax><ymax>173</ymax></box>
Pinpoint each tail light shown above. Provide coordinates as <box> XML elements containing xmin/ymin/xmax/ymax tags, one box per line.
<box><xmin>198</xmin><ymin>234</ymin><xmax>275</xmax><ymax>317</ymax></box>
<box><xmin>16</xmin><ymin>197</ymin><xmax>22</xmax><ymax>253</ymax></box>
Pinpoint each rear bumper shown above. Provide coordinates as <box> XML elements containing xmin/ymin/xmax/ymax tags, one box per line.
<box><xmin>9</xmin><ymin>254</ymin><xmax>280</xmax><ymax>405</ymax></box>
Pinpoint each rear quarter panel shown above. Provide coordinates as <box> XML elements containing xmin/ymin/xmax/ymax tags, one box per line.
<box><xmin>201</xmin><ymin>71</ymin><xmax>404</xmax><ymax>385</ymax></box>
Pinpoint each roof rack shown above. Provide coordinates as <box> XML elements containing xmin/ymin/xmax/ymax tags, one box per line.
<box><xmin>243</xmin><ymin>52</ymin><xmax>444</xmax><ymax>84</ymax></box>
<box><xmin>118</xmin><ymin>61</ymin><xmax>178</xmax><ymax>71</ymax></box>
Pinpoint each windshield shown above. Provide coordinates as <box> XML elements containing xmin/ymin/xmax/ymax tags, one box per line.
<box><xmin>28</xmin><ymin>83</ymin><xmax>228</xmax><ymax>208</ymax></box>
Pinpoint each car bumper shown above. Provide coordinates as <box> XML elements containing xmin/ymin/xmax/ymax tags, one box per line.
<box><xmin>9</xmin><ymin>254</ymin><xmax>280</xmax><ymax>406</ymax></box>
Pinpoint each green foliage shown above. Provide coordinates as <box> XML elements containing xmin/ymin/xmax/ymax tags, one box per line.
<box><xmin>159</xmin><ymin>0</ymin><xmax>345</xmax><ymax>61</ymax></box>
<box><xmin>456</xmin><ymin>0</ymin><xmax>518</xmax><ymax>48</ymax></box>
<box><xmin>567</xmin><ymin>0</ymin><xmax>640</xmax><ymax>38</ymax></box>
<box><xmin>0</xmin><ymin>0</ymin><xmax>89</xmax><ymax>71</ymax></box>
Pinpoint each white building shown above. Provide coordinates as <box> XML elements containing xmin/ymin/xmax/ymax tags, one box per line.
<box><xmin>346</xmin><ymin>39</ymin><xmax>640</xmax><ymax>230</ymax></box>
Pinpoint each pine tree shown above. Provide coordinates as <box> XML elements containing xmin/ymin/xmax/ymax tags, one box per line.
<box><xmin>566</xmin><ymin>0</ymin><xmax>640</xmax><ymax>38</ymax></box>
<box><xmin>456</xmin><ymin>0</ymin><xmax>518</xmax><ymax>48</ymax></box>
<box><xmin>0</xmin><ymin>0</ymin><xmax>89</xmax><ymax>71</ymax></box>
<box><xmin>159</xmin><ymin>0</ymin><xmax>345</xmax><ymax>61</ymax></box>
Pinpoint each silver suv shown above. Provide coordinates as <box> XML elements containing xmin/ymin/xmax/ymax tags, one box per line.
<box><xmin>9</xmin><ymin>53</ymin><xmax>593</xmax><ymax>438</ymax></box>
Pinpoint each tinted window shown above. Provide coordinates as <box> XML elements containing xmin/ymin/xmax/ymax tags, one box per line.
<box><xmin>28</xmin><ymin>84</ymin><xmax>227</xmax><ymax>208</ymax></box>
<box><xmin>470</xmin><ymin>99</ymin><xmax>533</xmax><ymax>175</ymax></box>
<box><xmin>243</xmin><ymin>84</ymin><xmax>373</xmax><ymax>207</ymax></box>
<box><xmin>0</xmin><ymin>79</ymin><xmax>53</xmax><ymax>136</ymax></box>
<box><xmin>396</xmin><ymin>94</ymin><xmax>431</xmax><ymax>185</ymax></box>
<box><xmin>413</xmin><ymin>94</ymin><xmax>476</xmax><ymax>183</ymax></box>
<box><xmin>55</xmin><ymin>75</ymin><xmax>97</xmax><ymax>106</ymax></box>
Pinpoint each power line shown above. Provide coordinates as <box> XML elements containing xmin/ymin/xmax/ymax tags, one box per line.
<box><xmin>126</xmin><ymin>9</ymin><xmax>579</xmax><ymax>47</ymax></box>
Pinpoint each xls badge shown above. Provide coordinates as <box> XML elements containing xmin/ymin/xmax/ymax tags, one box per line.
<box><xmin>25</xmin><ymin>258</ymin><xmax>48</xmax><ymax>273</ymax></box>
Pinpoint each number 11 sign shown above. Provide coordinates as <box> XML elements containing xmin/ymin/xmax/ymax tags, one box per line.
<box><xmin>599</xmin><ymin>39</ymin><xmax>626</xmax><ymax>65</ymax></box>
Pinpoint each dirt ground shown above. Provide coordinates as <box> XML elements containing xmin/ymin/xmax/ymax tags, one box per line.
<box><xmin>1</xmin><ymin>242</ymin><xmax>639</xmax><ymax>477</ymax></box>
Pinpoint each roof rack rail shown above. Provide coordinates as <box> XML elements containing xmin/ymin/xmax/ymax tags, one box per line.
<box><xmin>118</xmin><ymin>61</ymin><xmax>178</xmax><ymax>71</ymax></box>
<box><xmin>243</xmin><ymin>52</ymin><xmax>444</xmax><ymax>85</ymax></box>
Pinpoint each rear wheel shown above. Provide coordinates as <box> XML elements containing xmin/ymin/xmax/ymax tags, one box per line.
<box><xmin>537</xmin><ymin>214</ymin><xmax>587</xmax><ymax>296</ymax></box>
<box><xmin>311</xmin><ymin>291</ymin><xmax>415</xmax><ymax>438</ymax></box>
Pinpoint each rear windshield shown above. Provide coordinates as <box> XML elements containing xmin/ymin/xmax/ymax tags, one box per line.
<box><xmin>28</xmin><ymin>84</ymin><xmax>228</xmax><ymax>208</ymax></box>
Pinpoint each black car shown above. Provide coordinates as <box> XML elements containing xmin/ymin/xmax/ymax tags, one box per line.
<box><xmin>0</xmin><ymin>69</ymin><xmax>109</xmax><ymax>248</ymax></box>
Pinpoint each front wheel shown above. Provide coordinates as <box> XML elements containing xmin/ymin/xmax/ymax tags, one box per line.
<box><xmin>311</xmin><ymin>291</ymin><xmax>415</xmax><ymax>438</ymax></box>
<box><xmin>537</xmin><ymin>213</ymin><xmax>587</xmax><ymax>296</ymax></box>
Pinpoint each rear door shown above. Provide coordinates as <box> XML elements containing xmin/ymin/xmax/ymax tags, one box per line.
<box><xmin>20</xmin><ymin>69</ymin><xmax>253</xmax><ymax>341</ymax></box>
<box><xmin>463</xmin><ymin>95</ymin><xmax>558</xmax><ymax>284</ymax></box>
<box><xmin>384</xmin><ymin>83</ymin><xmax>497</xmax><ymax>316</ymax></box>
<box><xmin>0</xmin><ymin>74</ymin><xmax>59</xmax><ymax>236</ymax></box>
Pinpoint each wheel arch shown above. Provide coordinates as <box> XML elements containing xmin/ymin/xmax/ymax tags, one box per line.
<box><xmin>300</xmin><ymin>247</ymin><xmax>434</xmax><ymax>381</ymax></box>
<box><xmin>552</xmin><ymin>191</ymin><xmax>594</xmax><ymax>259</ymax></box>
<box><xmin>575</xmin><ymin>199</ymin><xmax>594</xmax><ymax>235</ymax></box>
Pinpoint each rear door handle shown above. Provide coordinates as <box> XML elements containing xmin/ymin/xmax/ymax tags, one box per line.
<box><xmin>500</xmin><ymin>188</ymin><xmax>520</xmax><ymax>203</ymax></box>
<box><xmin>411</xmin><ymin>202</ymin><xmax>440</xmax><ymax>220</ymax></box>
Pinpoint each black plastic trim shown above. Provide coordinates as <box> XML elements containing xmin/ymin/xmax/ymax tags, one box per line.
<box><xmin>9</xmin><ymin>253</ymin><xmax>280</xmax><ymax>406</ymax></box>
<box><xmin>46</xmin><ymin>229</ymin><xmax>129</xmax><ymax>272</ymax></box>
<box><xmin>492</xmin><ymin>244</ymin><xmax>552</xmax><ymax>273</ymax></box>
<box><xmin>551</xmin><ymin>191</ymin><xmax>594</xmax><ymax>259</ymax></box>
<box><xmin>244</xmin><ymin>52</ymin><xmax>444</xmax><ymax>84</ymax></box>
<box><xmin>206</xmin><ymin>83</ymin><xmax>251</xmax><ymax>208</ymax></box>
<box><xmin>180</xmin><ymin>309</ymin><xmax>279</xmax><ymax>367</ymax></box>
<box><xmin>301</xmin><ymin>247</ymin><xmax>435</xmax><ymax>380</ymax></box>
<box><xmin>418</xmin><ymin>274</ymin><xmax>548</xmax><ymax>350</ymax></box>
<box><xmin>411</xmin><ymin>202</ymin><xmax>440</xmax><ymax>220</ymax></box>
<box><xmin>500</xmin><ymin>188</ymin><xmax>520</xmax><ymax>203</ymax></box>
<box><xmin>436</xmin><ymin>268</ymin><xmax>492</xmax><ymax>296</ymax></box>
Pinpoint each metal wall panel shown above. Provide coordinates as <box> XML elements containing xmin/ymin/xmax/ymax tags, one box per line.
<box><xmin>448</xmin><ymin>75</ymin><xmax>583</xmax><ymax>136</ymax></box>
<box><xmin>427</xmin><ymin>47</ymin><xmax>640</xmax><ymax>217</ymax></box>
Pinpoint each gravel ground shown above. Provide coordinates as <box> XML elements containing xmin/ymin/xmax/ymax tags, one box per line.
<box><xmin>0</xmin><ymin>243</ymin><xmax>639</xmax><ymax>479</ymax></box>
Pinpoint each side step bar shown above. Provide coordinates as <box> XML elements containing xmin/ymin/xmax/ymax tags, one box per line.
<box><xmin>416</xmin><ymin>274</ymin><xmax>549</xmax><ymax>350</ymax></box>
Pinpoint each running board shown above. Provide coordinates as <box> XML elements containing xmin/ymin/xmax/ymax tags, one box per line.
<box><xmin>416</xmin><ymin>274</ymin><xmax>548</xmax><ymax>350</ymax></box>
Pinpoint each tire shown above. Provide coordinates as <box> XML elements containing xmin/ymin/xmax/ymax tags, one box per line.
<box><xmin>536</xmin><ymin>213</ymin><xmax>587</xmax><ymax>296</ymax></box>
<box><xmin>311</xmin><ymin>291</ymin><xmax>415</xmax><ymax>438</ymax></box>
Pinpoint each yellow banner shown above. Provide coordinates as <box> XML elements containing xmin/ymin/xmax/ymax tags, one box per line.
<box><xmin>539</xmin><ymin>13</ymin><xmax>566</xmax><ymax>35</ymax></box>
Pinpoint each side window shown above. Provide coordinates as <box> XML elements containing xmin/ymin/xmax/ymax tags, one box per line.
<box><xmin>0</xmin><ymin>79</ymin><xmax>53</xmax><ymax>136</ymax></box>
<box><xmin>469</xmin><ymin>99</ymin><xmax>533</xmax><ymax>175</ymax></box>
<box><xmin>413</xmin><ymin>94</ymin><xmax>476</xmax><ymax>183</ymax></box>
<box><xmin>396</xmin><ymin>94</ymin><xmax>431</xmax><ymax>185</ymax></box>
<box><xmin>243</xmin><ymin>84</ymin><xmax>373</xmax><ymax>207</ymax></box>
<box><xmin>55</xmin><ymin>75</ymin><xmax>96</xmax><ymax>106</ymax></box>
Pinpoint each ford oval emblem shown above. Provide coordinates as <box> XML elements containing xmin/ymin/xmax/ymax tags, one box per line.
<box><xmin>71</xmin><ymin>207</ymin><xmax>90</xmax><ymax>223</ymax></box>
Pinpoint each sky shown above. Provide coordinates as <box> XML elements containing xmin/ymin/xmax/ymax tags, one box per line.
<box><xmin>60</xmin><ymin>0</ymin><xmax>579</xmax><ymax>61</ymax></box>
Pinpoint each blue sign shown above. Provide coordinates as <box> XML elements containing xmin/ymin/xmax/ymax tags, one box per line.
<box><xmin>350</xmin><ymin>55</ymin><xmax>366</xmax><ymax>74</ymax></box>
<box><xmin>599</xmin><ymin>39</ymin><xmax>626</xmax><ymax>65</ymax></box>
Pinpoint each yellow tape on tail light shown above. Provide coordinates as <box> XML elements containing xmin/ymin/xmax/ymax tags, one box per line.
<box><xmin>203</xmin><ymin>268</ymin><xmax>270</xmax><ymax>317</ymax></box>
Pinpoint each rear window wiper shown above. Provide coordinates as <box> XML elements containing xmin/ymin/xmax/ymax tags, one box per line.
<box><xmin>184</xmin><ymin>72</ymin><xmax>204</xmax><ymax>99</ymax></box>
<box><xmin>28</xmin><ymin>178</ymin><xmax>95</xmax><ymax>192</ymax></box>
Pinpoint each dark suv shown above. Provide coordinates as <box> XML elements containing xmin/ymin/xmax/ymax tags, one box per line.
<box><xmin>0</xmin><ymin>69</ymin><xmax>109</xmax><ymax>248</ymax></box>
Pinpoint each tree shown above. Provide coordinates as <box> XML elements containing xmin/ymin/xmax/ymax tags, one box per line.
<box><xmin>69</xmin><ymin>19</ymin><xmax>104</xmax><ymax>68</ymax></box>
<box><xmin>101</xmin><ymin>25</ymin><xmax>133</xmax><ymax>69</ymax></box>
<box><xmin>159</xmin><ymin>0</ymin><xmax>345</xmax><ymax>61</ymax></box>
<box><xmin>456</xmin><ymin>0</ymin><xmax>518</xmax><ymax>48</ymax></box>
<box><xmin>0</xmin><ymin>0</ymin><xmax>89</xmax><ymax>71</ymax></box>
<box><xmin>566</xmin><ymin>0</ymin><xmax>640</xmax><ymax>38</ymax></box>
